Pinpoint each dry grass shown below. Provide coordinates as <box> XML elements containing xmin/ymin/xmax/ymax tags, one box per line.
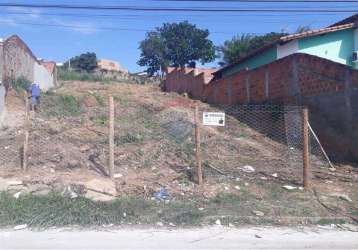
<box><xmin>0</xmin><ymin>80</ymin><xmax>357</xmax><ymax>227</ymax></box>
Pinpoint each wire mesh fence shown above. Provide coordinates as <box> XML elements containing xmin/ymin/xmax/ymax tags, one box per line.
<box><xmin>0</xmin><ymin>97</ymin><xmax>332</xmax><ymax>185</ymax></box>
<box><xmin>198</xmin><ymin>105</ymin><xmax>303</xmax><ymax>184</ymax></box>
<box><xmin>0</xmin><ymin>129</ymin><xmax>24</xmax><ymax>169</ymax></box>
<box><xmin>112</xmin><ymin>96</ymin><xmax>197</xmax><ymax>197</ymax></box>
<box><xmin>0</xmin><ymin>92</ymin><xmax>344</xmax><ymax>225</ymax></box>
<box><xmin>23</xmin><ymin>96</ymin><xmax>110</xmax><ymax>176</ymax></box>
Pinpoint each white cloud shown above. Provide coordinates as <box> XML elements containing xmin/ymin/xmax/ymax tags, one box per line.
<box><xmin>0</xmin><ymin>7</ymin><xmax>99</xmax><ymax>35</ymax></box>
<box><xmin>51</xmin><ymin>18</ymin><xmax>99</xmax><ymax>35</ymax></box>
<box><xmin>0</xmin><ymin>16</ymin><xmax>18</xmax><ymax>26</ymax></box>
<box><xmin>6</xmin><ymin>7</ymin><xmax>42</xmax><ymax>20</ymax></box>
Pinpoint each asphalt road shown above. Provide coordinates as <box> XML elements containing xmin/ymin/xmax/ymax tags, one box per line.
<box><xmin>0</xmin><ymin>226</ymin><xmax>357</xmax><ymax>249</ymax></box>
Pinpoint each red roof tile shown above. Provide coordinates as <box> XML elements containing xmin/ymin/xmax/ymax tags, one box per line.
<box><xmin>41</xmin><ymin>61</ymin><xmax>56</xmax><ymax>74</ymax></box>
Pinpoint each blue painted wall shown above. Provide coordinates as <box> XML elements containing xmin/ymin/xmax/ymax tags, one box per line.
<box><xmin>298</xmin><ymin>29</ymin><xmax>354</xmax><ymax>66</ymax></box>
<box><xmin>222</xmin><ymin>46</ymin><xmax>277</xmax><ymax>77</ymax></box>
<box><xmin>221</xmin><ymin>28</ymin><xmax>355</xmax><ymax>77</ymax></box>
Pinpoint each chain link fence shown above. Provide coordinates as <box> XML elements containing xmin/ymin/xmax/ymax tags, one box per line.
<box><xmin>0</xmin><ymin>93</ymin><xmax>344</xmax><ymax>225</ymax></box>
<box><xmin>0</xmin><ymin>98</ymin><xmax>332</xmax><ymax>184</ymax></box>
<box><xmin>198</xmin><ymin>104</ymin><xmax>332</xmax><ymax>185</ymax></box>
<box><xmin>112</xmin><ymin>96</ymin><xmax>196</xmax><ymax>197</ymax></box>
<box><xmin>0</xmin><ymin>129</ymin><xmax>24</xmax><ymax>169</ymax></box>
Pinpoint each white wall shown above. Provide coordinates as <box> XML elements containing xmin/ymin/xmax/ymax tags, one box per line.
<box><xmin>33</xmin><ymin>62</ymin><xmax>54</xmax><ymax>91</ymax></box>
<box><xmin>277</xmin><ymin>40</ymin><xmax>299</xmax><ymax>59</ymax></box>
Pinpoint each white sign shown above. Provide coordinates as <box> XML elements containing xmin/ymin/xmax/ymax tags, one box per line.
<box><xmin>203</xmin><ymin>112</ymin><xmax>225</xmax><ymax>126</ymax></box>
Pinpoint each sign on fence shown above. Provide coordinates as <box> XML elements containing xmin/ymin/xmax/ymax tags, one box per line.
<box><xmin>202</xmin><ymin>112</ymin><xmax>225</xmax><ymax>126</ymax></box>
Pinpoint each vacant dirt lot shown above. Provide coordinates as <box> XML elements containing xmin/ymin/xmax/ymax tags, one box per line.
<box><xmin>0</xmin><ymin>80</ymin><xmax>357</xmax><ymax>226</ymax></box>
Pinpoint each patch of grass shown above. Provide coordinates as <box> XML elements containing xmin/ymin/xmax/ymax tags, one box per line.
<box><xmin>58</xmin><ymin>68</ymin><xmax>107</xmax><ymax>82</ymax></box>
<box><xmin>0</xmin><ymin>192</ymin><xmax>148</xmax><ymax>228</ymax></box>
<box><xmin>91</xmin><ymin>92</ymin><xmax>105</xmax><ymax>106</ymax></box>
<box><xmin>317</xmin><ymin>218</ymin><xmax>346</xmax><ymax>225</ymax></box>
<box><xmin>90</xmin><ymin>114</ymin><xmax>108</xmax><ymax>126</ymax></box>
<box><xmin>0</xmin><ymin>191</ymin><xmax>352</xmax><ymax>229</ymax></box>
<box><xmin>41</xmin><ymin>93</ymin><xmax>82</xmax><ymax>117</ymax></box>
<box><xmin>160</xmin><ymin>203</ymin><xmax>205</xmax><ymax>226</ymax></box>
<box><xmin>350</xmin><ymin>208</ymin><xmax>358</xmax><ymax>216</ymax></box>
<box><xmin>115</xmin><ymin>133</ymin><xmax>144</xmax><ymax>145</ymax></box>
<box><xmin>11</xmin><ymin>77</ymin><xmax>31</xmax><ymax>92</ymax></box>
<box><xmin>211</xmin><ymin>193</ymin><xmax>245</xmax><ymax>206</ymax></box>
<box><xmin>0</xmin><ymin>192</ymin><xmax>204</xmax><ymax>228</ymax></box>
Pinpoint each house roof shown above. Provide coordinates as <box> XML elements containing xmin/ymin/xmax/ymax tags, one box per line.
<box><xmin>329</xmin><ymin>14</ymin><xmax>358</xmax><ymax>27</ymax></box>
<box><xmin>214</xmin><ymin>22</ymin><xmax>356</xmax><ymax>77</ymax></box>
<box><xmin>280</xmin><ymin>23</ymin><xmax>355</xmax><ymax>42</ymax></box>
<box><xmin>41</xmin><ymin>61</ymin><xmax>56</xmax><ymax>74</ymax></box>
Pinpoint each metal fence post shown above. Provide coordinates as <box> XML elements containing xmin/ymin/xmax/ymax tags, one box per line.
<box><xmin>302</xmin><ymin>107</ymin><xmax>310</xmax><ymax>189</ymax></box>
<box><xmin>108</xmin><ymin>95</ymin><xmax>114</xmax><ymax>178</ymax></box>
<box><xmin>194</xmin><ymin>104</ymin><xmax>203</xmax><ymax>186</ymax></box>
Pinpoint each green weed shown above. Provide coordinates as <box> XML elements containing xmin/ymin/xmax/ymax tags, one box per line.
<box><xmin>11</xmin><ymin>77</ymin><xmax>31</xmax><ymax>92</ymax></box>
<box><xmin>41</xmin><ymin>93</ymin><xmax>82</xmax><ymax>117</ymax></box>
<box><xmin>115</xmin><ymin>133</ymin><xmax>144</xmax><ymax>145</ymax></box>
<box><xmin>90</xmin><ymin>114</ymin><xmax>108</xmax><ymax>126</ymax></box>
<box><xmin>317</xmin><ymin>218</ymin><xmax>346</xmax><ymax>225</ymax></box>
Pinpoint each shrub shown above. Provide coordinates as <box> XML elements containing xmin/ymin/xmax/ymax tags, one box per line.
<box><xmin>41</xmin><ymin>93</ymin><xmax>82</xmax><ymax>117</ymax></box>
<box><xmin>11</xmin><ymin>77</ymin><xmax>31</xmax><ymax>92</ymax></box>
<box><xmin>57</xmin><ymin>68</ymin><xmax>103</xmax><ymax>82</ymax></box>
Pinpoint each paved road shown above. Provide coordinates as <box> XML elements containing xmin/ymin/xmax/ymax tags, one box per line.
<box><xmin>0</xmin><ymin>226</ymin><xmax>357</xmax><ymax>249</ymax></box>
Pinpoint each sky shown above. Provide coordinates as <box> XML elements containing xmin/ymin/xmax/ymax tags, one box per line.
<box><xmin>0</xmin><ymin>0</ymin><xmax>356</xmax><ymax>72</ymax></box>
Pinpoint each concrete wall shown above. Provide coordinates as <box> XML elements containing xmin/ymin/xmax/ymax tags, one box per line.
<box><xmin>1</xmin><ymin>35</ymin><xmax>55</xmax><ymax>91</ymax></box>
<box><xmin>0</xmin><ymin>41</ymin><xmax>3</xmax><ymax>85</ymax></box>
<box><xmin>3</xmin><ymin>35</ymin><xmax>35</xmax><ymax>87</ymax></box>
<box><xmin>0</xmin><ymin>85</ymin><xmax>5</xmax><ymax>123</ymax></box>
<box><xmin>164</xmin><ymin>53</ymin><xmax>358</xmax><ymax>161</ymax></box>
<box><xmin>34</xmin><ymin>61</ymin><xmax>54</xmax><ymax>91</ymax></box>
<box><xmin>277</xmin><ymin>40</ymin><xmax>298</xmax><ymax>59</ymax></box>
<box><xmin>0</xmin><ymin>35</ymin><xmax>55</xmax><ymax>119</ymax></box>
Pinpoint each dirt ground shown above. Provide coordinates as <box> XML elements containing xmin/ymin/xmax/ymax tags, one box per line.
<box><xmin>0</xmin><ymin>80</ymin><xmax>357</xmax><ymax>225</ymax></box>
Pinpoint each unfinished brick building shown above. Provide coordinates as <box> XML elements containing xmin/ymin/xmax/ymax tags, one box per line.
<box><xmin>164</xmin><ymin>16</ymin><xmax>358</xmax><ymax>161</ymax></box>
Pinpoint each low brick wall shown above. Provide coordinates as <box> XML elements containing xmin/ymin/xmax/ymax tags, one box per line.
<box><xmin>164</xmin><ymin>53</ymin><xmax>358</xmax><ymax>161</ymax></box>
<box><xmin>164</xmin><ymin>67</ymin><xmax>215</xmax><ymax>100</ymax></box>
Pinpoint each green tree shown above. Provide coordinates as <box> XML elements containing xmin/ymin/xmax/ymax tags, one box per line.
<box><xmin>219</xmin><ymin>32</ymin><xmax>287</xmax><ymax>65</ymax></box>
<box><xmin>138</xmin><ymin>21</ymin><xmax>216</xmax><ymax>76</ymax></box>
<box><xmin>65</xmin><ymin>52</ymin><xmax>97</xmax><ymax>72</ymax></box>
<box><xmin>138</xmin><ymin>32</ymin><xmax>168</xmax><ymax>76</ymax></box>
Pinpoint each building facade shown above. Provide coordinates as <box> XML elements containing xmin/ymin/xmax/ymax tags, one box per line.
<box><xmin>97</xmin><ymin>59</ymin><xmax>128</xmax><ymax>73</ymax></box>
<box><xmin>0</xmin><ymin>35</ymin><xmax>56</xmax><ymax>120</ymax></box>
<box><xmin>163</xmin><ymin>14</ymin><xmax>358</xmax><ymax>161</ymax></box>
<box><xmin>217</xmin><ymin>23</ymin><xmax>358</xmax><ymax>78</ymax></box>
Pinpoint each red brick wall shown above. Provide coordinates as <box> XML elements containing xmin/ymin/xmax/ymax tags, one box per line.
<box><xmin>165</xmin><ymin>53</ymin><xmax>354</xmax><ymax>105</ymax></box>
<box><xmin>164</xmin><ymin>53</ymin><xmax>358</xmax><ymax>161</ymax></box>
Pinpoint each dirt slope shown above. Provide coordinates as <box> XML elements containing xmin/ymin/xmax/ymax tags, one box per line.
<box><xmin>0</xmin><ymin>80</ymin><xmax>357</xmax><ymax>225</ymax></box>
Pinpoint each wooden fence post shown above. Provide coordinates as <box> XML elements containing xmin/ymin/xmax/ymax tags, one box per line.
<box><xmin>302</xmin><ymin>108</ymin><xmax>310</xmax><ymax>189</ymax></box>
<box><xmin>22</xmin><ymin>91</ymin><xmax>29</xmax><ymax>171</ymax></box>
<box><xmin>194</xmin><ymin>104</ymin><xmax>203</xmax><ymax>186</ymax></box>
<box><xmin>108</xmin><ymin>95</ymin><xmax>114</xmax><ymax>178</ymax></box>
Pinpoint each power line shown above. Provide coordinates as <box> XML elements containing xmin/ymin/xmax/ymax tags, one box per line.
<box><xmin>0</xmin><ymin>20</ymin><xmax>268</xmax><ymax>34</ymax></box>
<box><xmin>0</xmin><ymin>10</ymin><xmax>341</xmax><ymax>21</ymax></box>
<box><xmin>0</xmin><ymin>3</ymin><xmax>356</xmax><ymax>12</ymax></box>
<box><xmin>154</xmin><ymin>0</ymin><xmax>358</xmax><ymax>2</ymax></box>
<box><xmin>0</xmin><ymin>10</ymin><xmax>348</xmax><ymax>18</ymax></box>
